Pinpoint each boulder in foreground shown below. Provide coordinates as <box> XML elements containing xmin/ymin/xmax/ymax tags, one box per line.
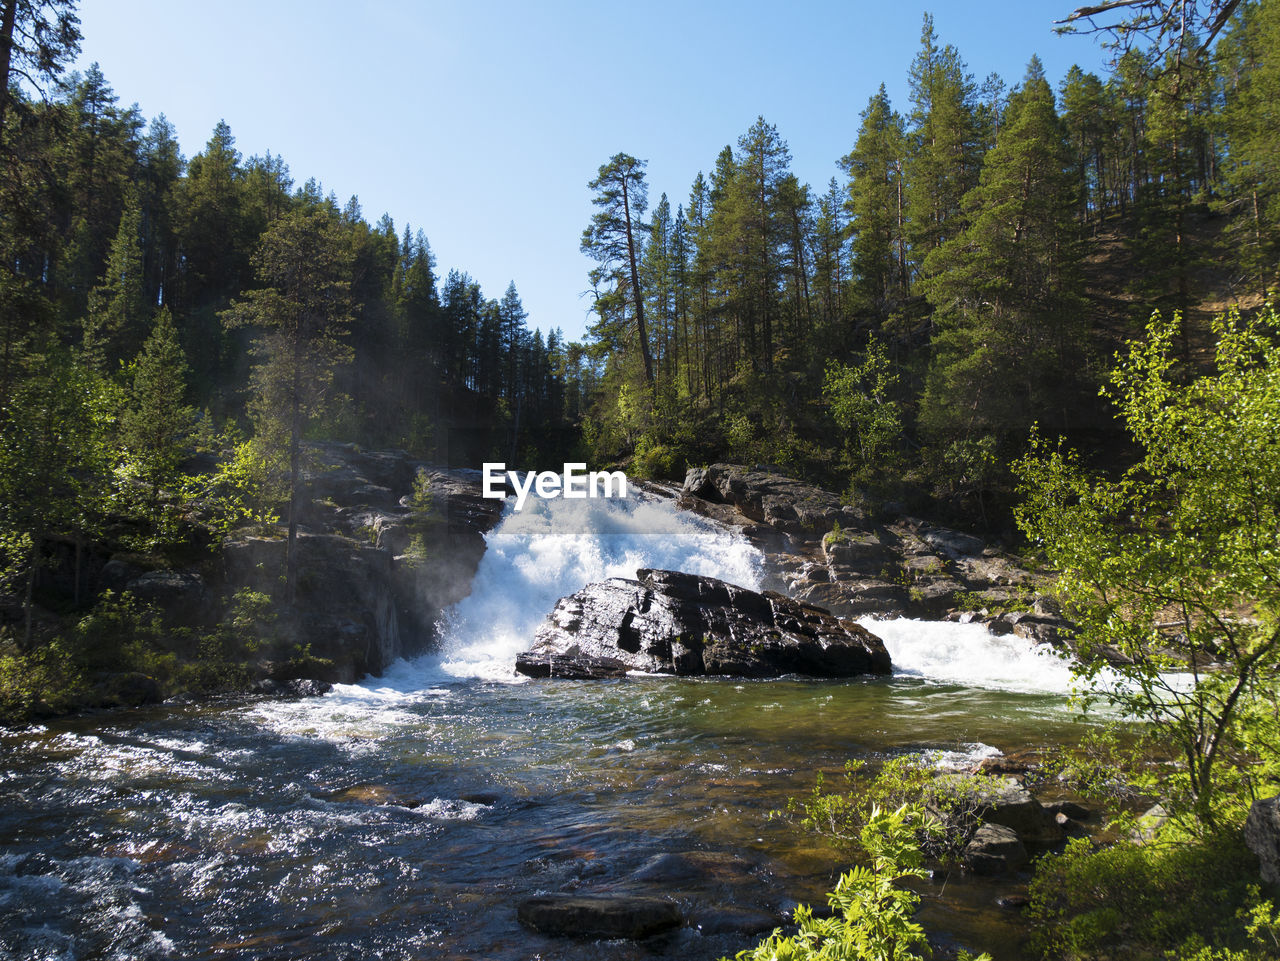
<box><xmin>516</xmin><ymin>568</ymin><xmax>891</xmax><ymax>679</ymax></box>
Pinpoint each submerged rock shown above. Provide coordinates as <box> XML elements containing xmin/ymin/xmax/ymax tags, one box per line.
<box><xmin>517</xmin><ymin>568</ymin><xmax>891</xmax><ymax>679</ymax></box>
<box><xmin>516</xmin><ymin>894</ymin><xmax>682</xmax><ymax>939</ymax></box>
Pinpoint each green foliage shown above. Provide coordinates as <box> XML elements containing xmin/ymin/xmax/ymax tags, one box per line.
<box><xmin>823</xmin><ymin>336</ymin><xmax>903</xmax><ymax>481</ymax></box>
<box><xmin>1016</xmin><ymin>305</ymin><xmax>1280</xmax><ymax>827</ymax></box>
<box><xmin>1028</xmin><ymin>833</ymin><xmax>1276</xmax><ymax>961</ymax></box>
<box><xmin>730</xmin><ymin>804</ymin><xmax>991</xmax><ymax>961</ymax></box>
<box><xmin>780</xmin><ymin>756</ymin><xmax>985</xmax><ymax>868</ymax></box>
<box><xmin>0</xmin><ymin>640</ymin><xmax>86</xmax><ymax>723</ymax></box>
<box><xmin>190</xmin><ymin>438</ymin><xmax>284</xmax><ymax>543</ymax></box>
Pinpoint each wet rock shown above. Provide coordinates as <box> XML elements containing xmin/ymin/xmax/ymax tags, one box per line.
<box><xmin>251</xmin><ymin>677</ymin><xmax>333</xmax><ymax>698</ymax></box>
<box><xmin>513</xmin><ymin>651</ymin><xmax>630</xmax><ymax>680</ymax></box>
<box><xmin>997</xmin><ymin>894</ymin><xmax>1031</xmax><ymax>910</ymax></box>
<box><xmin>519</xmin><ymin>568</ymin><xmax>891</xmax><ymax>679</ymax></box>
<box><xmin>964</xmin><ymin>823</ymin><xmax>1028</xmax><ymax>875</ymax></box>
<box><xmin>516</xmin><ymin>894</ymin><xmax>682</xmax><ymax>939</ymax></box>
<box><xmin>459</xmin><ymin>791</ymin><xmax>502</xmax><ymax>806</ymax></box>
<box><xmin>690</xmin><ymin>906</ymin><xmax>781</xmax><ymax>936</ymax></box>
<box><xmin>632</xmin><ymin>851</ymin><xmax>757</xmax><ymax>885</ymax></box>
<box><xmin>1244</xmin><ymin>795</ymin><xmax>1280</xmax><ymax>883</ymax></box>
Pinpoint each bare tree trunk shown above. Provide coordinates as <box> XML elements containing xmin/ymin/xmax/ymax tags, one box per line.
<box><xmin>622</xmin><ymin>178</ymin><xmax>654</xmax><ymax>386</ymax></box>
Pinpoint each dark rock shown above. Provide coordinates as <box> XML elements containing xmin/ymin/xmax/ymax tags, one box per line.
<box><xmin>1045</xmin><ymin>800</ymin><xmax>1092</xmax><ymax>822</ymax></box>
<box><xmin>935</xmin><ymin>775</ymin><xmax>1061</xmax><ymax>844</ymax></box>
<box><xmin>100</xmin><ymin>558</ymin><xmax>144</xmax><ymax>592</ymax></box>
<box><xmin>964</xmin><ymin>823</ymin><xmax>1028</xmax><ymax>875</ymax></box>
<box><xmin>251</xmin><ymin>677</ymin><xmax>333</xmax><ymax>698</ymax></box>
<box><xmin>93</xmin><ymin>672</ymin><xmax>163</xmax><ymax>708</ymax></box>
<box><xmin>789</xmin><ymin>578</ymin><xmax>911</xmax><ymax>618</ymax></box>
<box><xmin>513</xmin><ymin>651</ymin><xmax>630</xmax><ymax>680</ymax></box>
<box><xmin>519</xmin><ymin>568</ymin><xmax>891</xmax><ymax>679</ymax></box>
<box><xmin>1012</xmin><ymin>616</ymin><xmax>1074</xmax><ymax>647</ymax></box>
<box><xmin>516</xmin><ymin>894</ymin><xmax>682</xmax><ymax>939</ymax></box>
<box><xmin>125</xmin><ymin>570</ymin><xmax>208</xmax><ymax>624</ymax></box>
<box><xmin>459</xmin><ymin>791</ymin><xmax>502</xmax><ymax>806</ymax></box>
<box><xmin>997</xmin><ymin>894</ymin><xmax>1031</xmax><ymax>910</ymax></box>
<box><xmin>690</xmin><ymin>907</ymin><xmax>780</xmax><ymax>936</ymax></box>
<box><xmin>1245</xmin><ymin>795</ymin><xmax>1280</xmax><ymax>884</ymax></box>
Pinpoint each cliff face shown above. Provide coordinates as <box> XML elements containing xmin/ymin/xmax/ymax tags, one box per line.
<box><xmin>214</xmin><ymin>443</ymin><xmax>505</xmax><ymax>683</ymax></box>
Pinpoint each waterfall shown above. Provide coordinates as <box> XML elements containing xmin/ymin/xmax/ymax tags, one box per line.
<box><xmin>333</xmin><ymin>492</ymin><xmax>1135</xmax><ymax>698</ymax></box>
<box><xmin>435</xmin><ymin>492</ymin><xmax>764</xmax><ymax>680</ymax></box>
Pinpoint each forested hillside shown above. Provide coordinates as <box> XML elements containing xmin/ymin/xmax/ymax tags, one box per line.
<box><xmin>577</xmin><ymin>6</ymin><xmax>1280</xmax><ymax>528</ymax></box>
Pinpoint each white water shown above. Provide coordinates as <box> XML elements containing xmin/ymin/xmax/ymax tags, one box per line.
<box><xmin>353</xmin><ymin>491</ymin><xmax>1102</xmax><ymax>698</ymax></box>
<box><xmin>862</xmin><ymin>617</ymin><xmax>1085</xmax><ymax>694</ymax></box>
<box><xmin>435</xmin><ymin>492</ymin><xmax>765</xmax><ymax>680</ymax></box>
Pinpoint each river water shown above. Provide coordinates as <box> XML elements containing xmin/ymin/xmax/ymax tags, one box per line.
<box><xmin>0</xmin><ymin>495</ymin><xmax>1100</xmax><ymax>961</ymax></box>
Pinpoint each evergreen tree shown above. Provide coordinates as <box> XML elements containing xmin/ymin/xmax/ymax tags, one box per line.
<box><xmin>85</xmin><ymin>192</ymin><xmax>147</xmax><ymax>368</ymax></box>
<box><xmin>904</xmin><ymin>14</ymin><xmax>982</xmax><ymax>277</ymax></box>
<box><xmin>582</xmin><ymin>152</ymin><xmax>654</xmax><ymax>385</ymax></box>
<box><xmin>222</xmin><ymin>207</ymin><xmax>355</xmax><ymax>605</ymax></box>
<box><xmin>0</xmin><ymin>0</ymin><xmax>81</xmax><ymax>134</ymax></box>
<box><xmin>120</xmin><ymin>306</ymin><xmax>194</xmax><ymax>513</ymax></box>
<box><xmin>920</xmin><ymin>57</ymin><xmax>1086</xmax><ymax>471</ymax></box>
<box><xmin>842</xmin><ymin>84</ymin><xmax>909</xmax><ymax>316</ymax></box>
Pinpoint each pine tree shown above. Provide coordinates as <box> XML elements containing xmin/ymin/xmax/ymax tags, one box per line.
<box><xmin>121</xmin><ymin>307</ymin><xmax>194</xmax><ymax>513</ymax></box>
<box><xmin>582</xmin><ymin>153</ymin><xmax>654</xmax><ymax>385</ymax></box>
<box><xmin>221</xmin><ymin>206</ymin><xmax>355</xmax><ymax>605</ymax></box>
<box><xmin>904</xmin><ymin>14</ymin><xmax>982</xmax><ymax>277</ymax></box>
<box><xmin>842</xmin><ymin>84</ymin><xmax>909</xmax><ymax>316</ymax></box>
<box><xmin>85</xmin><ymin>193</ymin><xmax>147</xmax><ymax>368</ymax></box>
<box><xmin>920</xmin><ymin>57</ymin><xmax>1086</xmax><ymax>464</ymax></box>
<box><xmin>1219</xmin><ymin>0</ymin><xmax>1280</xmax><ymax>293</ymax></box>
<box><xmin>0</xmin><ymin>0</ymin><xmax>81</xmax><ymax>135</ymax></box>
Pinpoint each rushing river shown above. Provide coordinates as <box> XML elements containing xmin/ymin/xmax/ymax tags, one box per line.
<box><xmin>0</xmin><ymin>495</ymin><xmax>1100</xmax><ymax>961</ymax></box>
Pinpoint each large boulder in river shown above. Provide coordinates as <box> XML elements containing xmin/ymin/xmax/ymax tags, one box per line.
<box><xmin>516</xmin><ymin>568</ymin><xmax>891</xmax><ymax>679</ymax></box>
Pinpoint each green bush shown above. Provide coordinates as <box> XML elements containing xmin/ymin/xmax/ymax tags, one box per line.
<box><xmin>729</xmin><ymin>804</ymin><xmax>990</xmax><ymax>961</ymax></box>
<box><xmin>1028</xmin><ymin>832</ymin><xmax>1277</xmax><ymax>960</ymax></box>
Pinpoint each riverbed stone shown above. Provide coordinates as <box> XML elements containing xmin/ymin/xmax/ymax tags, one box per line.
<box><xmin>964</xmin><ymin>823</ymin><xmax>1028</xmax><ymax>875</ymax></box>
<box><xmin>1244</xmin><ymin>795</ymin><xmax>1280</xmax><ymax>883</ymax></box>
<box><xmin>516</xmin><ymin>894</ymin><xmax>682</xmax><ymax>939</ymax></box>
<box><xmin>519</xmin><ymin>568</ymin><xmax>891</xmax><ymax>679</ymax></box>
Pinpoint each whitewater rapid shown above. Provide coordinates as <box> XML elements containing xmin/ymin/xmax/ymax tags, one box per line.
<box><xmin>306</xmin><ymin>491</ymin><xmax>1102</xmax><ymax>706</ymax></box>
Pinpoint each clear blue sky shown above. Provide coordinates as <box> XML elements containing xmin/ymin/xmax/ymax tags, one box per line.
<box><xmin>75</xmin><ymin>1</ymin><xmax>1112</xmax><ymax>343</ymax></box>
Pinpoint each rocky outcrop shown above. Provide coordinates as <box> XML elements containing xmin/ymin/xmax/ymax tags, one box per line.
<box><xmin>679</xmin><ymin>464</ymin><xmax>1073</xmax><ymax>639</ymax></box>
<box><xmin>1245</xmin><ymin>795</ymin><xmax>1280</xmax><ymax>883</ymax></box>
<box><xmin>217</xmin><ymin>444</ymin><xmax>505</xmax><ymax>684</ymax></box>
<box><xmin>516</xmin><ymin>568</ymin><xmax>891</xmax><ymax>679</ymax></box>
